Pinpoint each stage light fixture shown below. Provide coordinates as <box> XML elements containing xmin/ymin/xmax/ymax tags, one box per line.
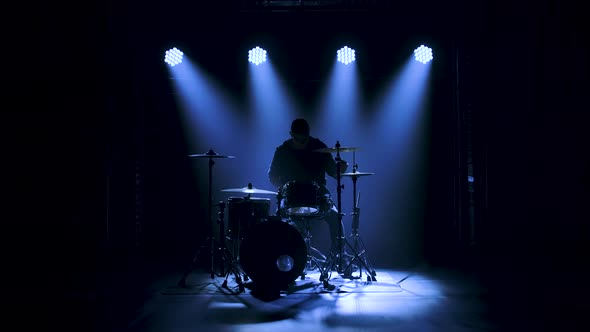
<box><xmin>248</xmin><ymin>46</ymin><xmax>267</xmax><ymax>65</ymax></box>
<box><xmin>337</xmin><ymin>46</ymin><xmax>356</xmax><ymax>65</ymax></box>
<box><xmin>164</xmin><ymin>47</ymin><xmax>184</xmax><ymax>67</ymax></box>
<box><xmin>413</xmin><ymin>45</ymin><xmax>433</xmax><ymax>64</ymax></box>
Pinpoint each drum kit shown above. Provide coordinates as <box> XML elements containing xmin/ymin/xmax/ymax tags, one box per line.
<box><xmin>178</xmin><ymin>142</ymin><xmax>377</xmax><ymax>293</ymax></box>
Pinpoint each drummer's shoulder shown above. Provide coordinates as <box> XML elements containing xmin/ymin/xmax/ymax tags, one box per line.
<box><xmin>277</xmin><ymin>139</ymin><xmax>291</xmax><ymax>149</ymax></box>
<box><xmin>276</xmin><ymin>139</ymin><xmax>292</xmax><ymax>150</ymax></box>
<box><xmin>309</xmin><ymin>137</ymin><xmax>327</xmax><ymax>148</ymax></box>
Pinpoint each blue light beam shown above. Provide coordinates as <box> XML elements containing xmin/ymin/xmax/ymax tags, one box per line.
<box><xmin>167</xmin><ymin>57</ymin><xmax>241</xmax><ymax>151</ymax></box>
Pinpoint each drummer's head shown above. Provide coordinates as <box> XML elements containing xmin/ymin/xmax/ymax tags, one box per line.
<box><xmin>290</xmin><ymin>118</ymin><xmax>310</xmax><ymax>145</ymax></box>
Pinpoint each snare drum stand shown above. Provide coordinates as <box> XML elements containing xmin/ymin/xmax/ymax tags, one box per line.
<box><xmin>346</xmin><ymin>160</ymin><xmax>377</xmax><ymax>281</ymax></box>
<box><xmin>217</xmin><ymin>201</ymin><xmax>245</xmax><ymax>292</ymax></box>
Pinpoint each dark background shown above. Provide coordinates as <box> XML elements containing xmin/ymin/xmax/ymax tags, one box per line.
<box><xmin>11</xmin><ymin>0</ymin><xmax>589</xmax><ymax>328</ymax></box>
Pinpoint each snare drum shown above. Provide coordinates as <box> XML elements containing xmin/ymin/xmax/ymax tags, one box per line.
<box><xmin>227</xmin><ymin>197</ymin><xmax>271</xmax><ymax>240</ymax></box>
<box><xmin>280</xmin><ymin>180</ymin><xmax>322</xmax><ymax>217</ymax></box>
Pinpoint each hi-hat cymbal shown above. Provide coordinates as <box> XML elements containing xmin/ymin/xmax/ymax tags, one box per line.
<box><xmin>341</xmin><ymin>171</ymin><xmax>375</xmax><ymax>178</ymax></box>
<box><xmin>188</xmin><ymin>149</ymin><xmax>235</xmax><ymax>159</ymax></box>
<box><xmin>221</xmin><ymin>183</ymin><xmax>277</xmax><ymax>195</ymax></box>
<box><xmin>314</xmin><ymin>147</ymin><xmax>359</xmax><ymax>153</ymax></box>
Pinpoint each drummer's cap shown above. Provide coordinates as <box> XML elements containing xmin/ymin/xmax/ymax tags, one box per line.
<box><xmin>291</xmin><ymin>118</ymin><xmax>310</xmax><ymax>135</ymax></box>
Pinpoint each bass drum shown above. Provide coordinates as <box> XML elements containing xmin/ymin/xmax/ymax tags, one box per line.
<box><xmin>239</xmin><ymin>220</ymin><xmax>307</xmax><ymax>291</ymax></box>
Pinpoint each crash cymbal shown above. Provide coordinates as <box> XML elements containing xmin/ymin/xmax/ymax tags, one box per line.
<box><xmin>188</xmin><ymin>149</ymin><xmax>235</xmax><ymax>159</ymax></box>
<box><xmin>221</xmin><ymin>183</ymin><xmax>277</xmax><ymax>195</ymax></box>
<box><xmin>314</xmin><ymin>147</ymin><xmax>359</xmax><ymax>153</ymax></box>
<box><xmin>341</xmin><ymin>171</ymin><xmax>375</xmax><ymax>178</ymax></box>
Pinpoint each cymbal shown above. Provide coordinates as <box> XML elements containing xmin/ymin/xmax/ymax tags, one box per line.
<box><xmin>221</xmin><ymin>183</ymin><xmax>277</xmax><ymax>195</ymax></box>
<box><xmin>341</xmin><ymin>171</ymin><xmax>375</xmax><ymax>178</ymax></box>
<box><xmin>314</xmin><ymin>147</ymin><xmax>359</xmax><ymax>153</ymax></box>
<box><xmin>188</xmin><ymin>149</ymin><xmax>235</xmax><ymax>159</ymax></box>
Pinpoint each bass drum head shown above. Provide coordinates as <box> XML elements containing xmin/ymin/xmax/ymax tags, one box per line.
<box><xmin>239</xmin><ymin>220</ymin><xmax>307</xmax><ymax>291</ymax></box>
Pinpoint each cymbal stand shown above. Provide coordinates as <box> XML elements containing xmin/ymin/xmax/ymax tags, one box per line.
<box><xmin>178</xmin><ymin>149</ymin><xmax>223</xmax><ymax>287</ymax></box>
<box><xmin>320</xmin><ymin>141</ymin><xmax>347</xmax><ymax>288</ymax></box>
<box><xmin>347</xmin><ymin>153</ymin><xmax>377</xmax><ymax>281</ymax></box>
<box><xmin>275</xmin><ymin>190</ymin><xmax>283</xmax><ymax>219</ymax></box>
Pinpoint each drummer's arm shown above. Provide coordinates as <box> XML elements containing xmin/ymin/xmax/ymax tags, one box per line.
<box><xmin>268</xmin><ymin>149</ymin><xmax>283</xmax><ymax>188</ymax></box>
<box><xmin>326</xmin><ymin>155</ymin><xmax>349</xmax><ymax>178</ymax></box>
<box><xmin>325</xmin><ymin>155</ymin><xmax>338</xmax><ymax>178</ymax></box>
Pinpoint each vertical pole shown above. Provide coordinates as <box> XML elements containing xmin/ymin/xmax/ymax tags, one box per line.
<box><xmin>209</xmin><ymin>157</ymin><xmax>215</xmax><ymax>279</ymax></box>
<box><xmin>335</xmin><ymin>141</ymin><xmax>343</xmax><ymax>273</ymax></box>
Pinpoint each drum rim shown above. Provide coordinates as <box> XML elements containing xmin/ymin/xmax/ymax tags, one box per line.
<box><xmin>228</xmin><ymin>196</ymin><xmax>271</xmax><ymax>202</ymax></box>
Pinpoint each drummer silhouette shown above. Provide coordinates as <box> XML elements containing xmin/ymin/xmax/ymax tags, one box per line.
<box><xmin>268</xmin><ymin>118</ymin><xmax>351</xmax><ymax>267</ymax></box>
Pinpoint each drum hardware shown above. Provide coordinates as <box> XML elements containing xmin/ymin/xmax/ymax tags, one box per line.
<box><xmin>314</xmin><ymin>146</ymin><xmax>360</xmax><ymax>153</ymax></box>
<box><xmin>222</xmin><ymin>182</ymin><xmax>275</xmax><ymax>268</ymax></box>
<box><xmin>318</xmin><ymin>141</ymin><xmax>351</xmax><ymax>288</ymax></box>
<box><xmin>289</xmin><ymin>216</ymin><xmax>328</xmax><ymax>280</ymax></box>
<box><xmin>178</xmin><ymin>149</ymin><xmax>235</xmax><ymax>287</ymax></box>
<box><xmin>187</xmin><ymin>151</ymin><xmax>236</xmax><ymax>159</ymax></box>
<box><xmin>318</xmin><ymin>142</ymin><xmax>378</xmax><ymax>287</ymax></box>
<box><xmin>238</xmin><ymin>219</ymin><xmax>307</xmax><ymax>297</ymax></box>
<box><xmin>226</xmin><ymin>196</ymin><xmax>271</xmax><ymax>241</ymax></box>
<box><xmin>225</xmin><ymin>195</ymin><xmax>271</xmax><ymax>280</ymax></box>
<box><xmin>221</xmin><ymin>184</ymin><xmax>282</xmax><ymax>291</ymax></box>
<box><xmin>275</xmin><ymin>190</ymin><xmax>283</xmax><ymax>217</ymax></box>
<box><xmin>343</xmin><ymin>151</ymin><xmax>377</xmax><ymax>281</ymax></box>
<box><xmin>221</xmin><ymin>182</ymin><xmax>277</xmax><ymax>195</ymax></box>
<box><xmin>277</xmin><ymin>180</ymin><xmax>328</xmax><ymax>280</ymax></box>
<box><xmin>214</xmin><ymin>201</ymin><xmax>246</xmax><ymax>292</ymax></box>
<box><xmin>279</xmin><ymin>180</ymin><xmax>323</xmax><ymax>217</ymax></box>
<box><xmin>341</xmin><ymin>171</ymin><xmax>375</xmax><ymax>178</ymax></box>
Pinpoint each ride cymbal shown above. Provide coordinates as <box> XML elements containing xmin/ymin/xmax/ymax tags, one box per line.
<box><xmin>341</xmin><ymin>171</ymin><xmax>375</xmax><ymax>178</ymax></box>
<box><xmin>313</xmin><ymin>147</ymin><xmax>359</xmax><ymax>153</ymax></box>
